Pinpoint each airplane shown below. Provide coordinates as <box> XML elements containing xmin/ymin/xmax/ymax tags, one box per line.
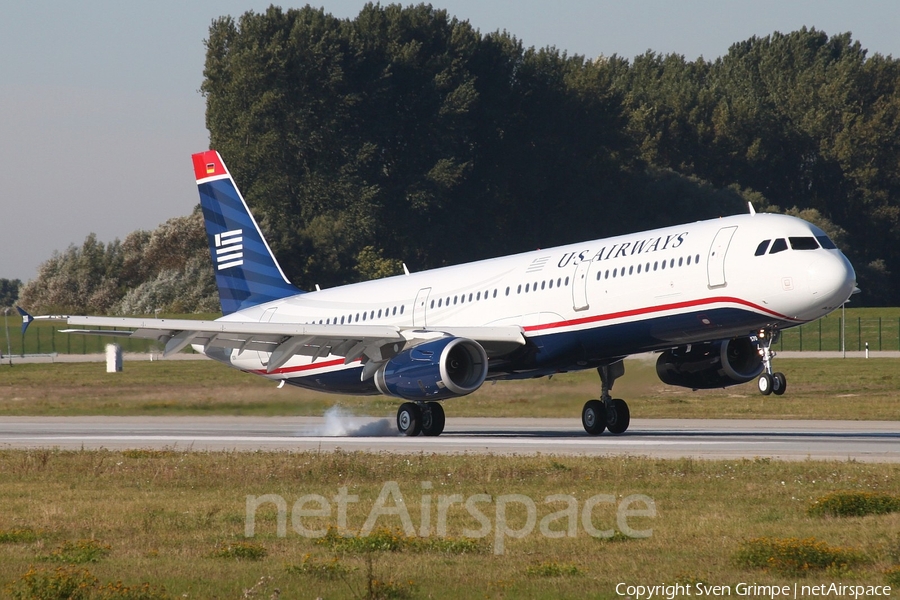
<box><xmin>20</xmin><ymin>150</ymin><xmax>858</xmax><ymax>437</ymax></box>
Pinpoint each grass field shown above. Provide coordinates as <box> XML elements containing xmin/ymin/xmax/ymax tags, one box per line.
<box><xmin>0</xmin><ymin>356</ymin><xmax>898</xmax><ymax>420</ymax></box>
<box><xmin>2</xmin><ymin>323</ymin><xmax>899</xmax><ymax>598</ymax></box>
<box><xmin>0</xmin><ymin>451</ymin><xmax>898</xmax><ymax>599</ymax></box>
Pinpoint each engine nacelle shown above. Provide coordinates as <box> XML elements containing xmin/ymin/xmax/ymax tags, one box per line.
<box><xmin>656</xmin><ymin>337</ymin><xmax>763</xmax><ymax>390</ymax></box>
<box><xmin>374</xmin><ymin>336</ymin><xmax>488</xmax><ymax>400</ymax></box>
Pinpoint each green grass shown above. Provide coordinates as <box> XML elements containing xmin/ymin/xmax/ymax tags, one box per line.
<box><xmin>808</xmin><ymin>491</ymin><xmax>900</xmax><ymax>518</ymax></box>
<box><xmin>0</xmin><ymin>313</ymin><xmax>220</xmax><ymax>356</ymax></box>
<box><xmin>40</xmin><ymin>540</ymin><xmax>112</xmax><ymax>564</ymax></box>
<box><xmin>733</xmin><ymin>536</ymin><xmax>866</xmax><ymax>575</ymax></box>
<box><xmin>1</xmin><ymin>356</ymin><xmax>899</xmax><ymax>420</ymax></box>
<box><xmin>0</xmin><ymin>450</ymin><xmax>898</xmax><ymax>599</ymax></box>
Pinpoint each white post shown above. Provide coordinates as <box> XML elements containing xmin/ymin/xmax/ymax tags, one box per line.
<box><xmin>865</xmin><ymin>342</ymin><xmax>869</xmax><ymax>359</ymax></box>
<box><xmin>841</xmin><ymin>302</ymin><xmax>846</xmax><ymax>359</ymax></box>
<box><xmin>3</xmin><ymin>308</ymin><xmax>11</xmax><ymax>366</ymax></box>
<box><xmin>106</xmin><ymin>343</ymin><xmax>122</xmax><ymax>373</ymax></box>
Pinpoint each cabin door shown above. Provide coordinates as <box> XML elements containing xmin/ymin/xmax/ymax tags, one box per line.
<box><xmin>413</xmin><ymin>287</ymin><xmax>431</xmax><ymax>327</ymax></box>
<box><xmin>707</xmin><ymin>226</ymin><xmax>737</xmax><ymax>288</ymax></box>
<box><xmin>572</xmin><ymin>261</ymin><xmax>591</xmax><ymax>311</ymax></box>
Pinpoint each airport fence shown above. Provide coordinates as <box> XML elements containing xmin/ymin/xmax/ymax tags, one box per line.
<box><xmin>0</xmin><ymin>312</ymin><xmax>221</xmax><ymax>357</ymax></box>
<box><xmin>776</xmin><ymin>314</ymin><xmax>900</xmax><ymax>352</ymax></box>
<box><xmin>1</xmin><ymin>309</ymin><xmax>898</xmax><ymax>356</ymax></box>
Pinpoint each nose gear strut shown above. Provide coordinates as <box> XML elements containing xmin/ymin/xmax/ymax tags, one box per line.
<box><xmin>755</xmin><ymin>328</ymin><xmax>787</xmax><ymax>396</ymax></box>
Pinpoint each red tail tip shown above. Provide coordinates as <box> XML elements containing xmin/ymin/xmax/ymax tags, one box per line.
<box><xmin>192</xmin><ymin>150</ymin><xmax>227</xmax><ymax>181</ymax></box>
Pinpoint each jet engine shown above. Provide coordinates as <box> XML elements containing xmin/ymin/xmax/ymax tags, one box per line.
<box><xmin>374</xmin><ymin>336</ymin><xmax>488</xmax><ymax>400</ymax></box>
<box><xmin>656</xmin><ymin>337</ymin><xmax>763</xmax><ymax>389</ymax></box>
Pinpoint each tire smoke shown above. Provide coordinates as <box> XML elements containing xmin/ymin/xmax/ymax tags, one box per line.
<box><xmin>314</xmin><ymin>405</ymin><xmax>400</xmax><ymax>437</ymax></box>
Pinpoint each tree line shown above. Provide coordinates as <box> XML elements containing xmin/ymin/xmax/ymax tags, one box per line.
<box><xmin>19</xmin><ymin>209</ymin><xmax>217</xmax><ymax>315</ymax></box>
<box><xmin>18</xmin><ymin>4</ymin><xmax>900</xmax><ymax>313</ymax></box>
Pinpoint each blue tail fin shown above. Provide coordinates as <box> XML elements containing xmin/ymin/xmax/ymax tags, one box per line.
<box><xmin>192</xmin><ymin>150</ymin><xmax>302</xmax><ymax>315</ymax></box>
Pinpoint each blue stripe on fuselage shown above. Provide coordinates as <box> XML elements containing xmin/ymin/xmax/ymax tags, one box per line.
<box><xmin>271</xmin><ymin>306</ymin><xmax>790</xmax><ymax>394</ymax></box>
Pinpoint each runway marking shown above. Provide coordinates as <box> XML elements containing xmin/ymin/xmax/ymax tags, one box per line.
<box><xmin>1</xmin><ymin>419</ymin><xmax>896</xmax><ymax>461</ymax></box>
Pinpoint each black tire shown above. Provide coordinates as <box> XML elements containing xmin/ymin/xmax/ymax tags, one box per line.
<box><xmin>772</xmin><ymin>372</ymin><xmax>787</xmax><ymax>396</ymax></box>
<box><xmin>397</xmin><ymin>402</ymin><xmax>422</xmax><ymax>436</ymax></box>
<box><xmin>606</xmin><ymin>398</ymin><xmax>630</xmax><ymax>434</ymax></box>
<box><xmin>582</xmin><ymin>399</ymin><xmax>606</xmax><ymax>435</ymax></box>
<box><xmin>758</xmin><ymin>373</ymin><xmax>773</xmax><ymax>396</ymax></box>
<box><xmin>422</xmin><ymin>402</ymin><xmax>446</xmax><ymax>436</ymax></box>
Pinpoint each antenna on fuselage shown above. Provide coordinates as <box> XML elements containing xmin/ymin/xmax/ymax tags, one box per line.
<box><xmin>748</xmin><ymin>202</ymin><xmax>757</xmax><ymax>216</ymax></box>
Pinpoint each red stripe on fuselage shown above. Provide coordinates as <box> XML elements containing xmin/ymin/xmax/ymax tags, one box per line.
<box><xmin>248</xmin><ymin>357</ymin><xmax>352</xmax><ymax>376</ymax></box>
<box><xmin>522</xmin><ymin>296</ymin><xmax>795</xmax><ymax>333</ymax></box>
<box><xmin>246</xmin><ymin>296</ymin><xmax>793</xmax><ymax>377</ymax></box>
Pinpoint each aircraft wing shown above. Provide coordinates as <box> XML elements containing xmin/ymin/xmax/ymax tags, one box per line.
<box><xmin>30</xmin><ymin>314</ymin><xmax>526</xmax><ymax>374</ymax></box>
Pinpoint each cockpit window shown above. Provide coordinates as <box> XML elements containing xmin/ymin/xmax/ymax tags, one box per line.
<box><xmin>816</xmin><ymin>235</ymin><xmax>837</xmax><ymax>250</ymax></box>
<box><xmin>789</xmin><ymin>237</ymin><xmax>820</xmax><ymax>250</ymax></box>
<box><xmin>769</xmin><ymin>238</ymin><xmax>788</xmax><ymax>254</ymax></box>
<box><xmin>754</xmin><ymin>240</ymin><xmax>771</xmax><ymax>256</ymax></box>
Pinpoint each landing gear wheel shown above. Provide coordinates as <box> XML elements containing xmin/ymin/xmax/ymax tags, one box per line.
<box><xmin>772</xmin><ymin>372</ymin><xmax>787</xmax><ymax>396</ymax></box>
<box><xmin>758</xmin><ymin>373</ymin><xmax>773</xmax><ymax>396</ymax></box>
<box><xmin>582</xmin><ymin>400</ymin><xmax>606</xmax><ymax>435</ymax></box>
<box><xmin>421</xmin><ymin>402</ymin><xmax>445</xmax><ymax>436</ymax></box>
<box><xmin>606</xmin><ymin>399</ymin><xmax>630</xmax><ymax>434</ymax></box>
<box><xmin>397</xmin><ymin>402</ymin><xmax>422</xmax><ymax>436</ymax></box>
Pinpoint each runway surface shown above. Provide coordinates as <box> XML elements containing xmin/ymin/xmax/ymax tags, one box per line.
<box><xmin>0</xmin><ymin>416</ymin><xmax>898</xmax><ymax>462</ymax></box>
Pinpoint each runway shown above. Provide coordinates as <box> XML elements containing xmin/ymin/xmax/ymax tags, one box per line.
<box><xmin>0</xmin><ymin>416</ymin><xmax>898</xmax><ymax>462</ymax></box>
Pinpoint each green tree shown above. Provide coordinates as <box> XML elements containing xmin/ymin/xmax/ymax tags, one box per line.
<box><xmin>19</xmin><ymin>208</ymin><xmax>215</xmax><ymax>315</ymax></box>
<box><xmin>0</xmin><ymin>279</ymin><xmax>21</xmax><ymax>308</ymax></box>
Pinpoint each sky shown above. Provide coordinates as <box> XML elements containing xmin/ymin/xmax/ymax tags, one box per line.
<box><xmin>2</xmin><ymin>1</ymin><xmax>898</xmax><ymax>283</ymax></box>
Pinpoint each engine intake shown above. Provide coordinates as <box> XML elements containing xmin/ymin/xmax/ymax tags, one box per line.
<box><xmin>656</xmin><ymin>337</ymin><xmax>763</xmax><ymax>389</ymax></box>
<box><xmin>374</xmin><ymin>336</ymin><xmax>488</xmax><ymax>400</ymax></box>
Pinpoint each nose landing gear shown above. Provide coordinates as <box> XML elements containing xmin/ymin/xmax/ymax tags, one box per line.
<box><xmin>756</xmin><ymin>328</ymin><xmax>787</xmax><ymax>396</ymax></box>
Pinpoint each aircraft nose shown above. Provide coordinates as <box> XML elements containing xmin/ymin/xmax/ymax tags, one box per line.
<box><xmin>808</xmin><ymin>251</ymin><xmax>856</xmax><ymax>308</ymax></box>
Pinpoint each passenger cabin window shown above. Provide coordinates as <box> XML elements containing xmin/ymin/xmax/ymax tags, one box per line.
<box><xmin>755</xmin><ymin>240</ymin><xmax>771</xmax><ymax>256</ymax></box>
<box><xmin>817</xmin><ymin>235</ymin><xmax>837</xmax><ymax>249</ymax></box>
<box><xmin>769</xmin><ymin>238</ymin><xmax>788</xmax><ymax>254</ymax></box>
<box><xmin>790</xmin><ymin>237</ymin><xmax>819</xmax><ymax>250</ymax></box>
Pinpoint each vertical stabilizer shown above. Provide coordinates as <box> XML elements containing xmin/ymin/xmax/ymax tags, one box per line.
<box><xmin>192</xmin><ymin>150</ymin><xmax>302</xmax><ymax>315</ymax></box>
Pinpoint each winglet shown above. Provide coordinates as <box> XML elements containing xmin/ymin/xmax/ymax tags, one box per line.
<box><xmin>16</xmin><ymin>307</ymin><xmax>33</xmax><ymax>335</ymax></box>
<box><xmin>16</xmin><ymin>309</ymin><xmax>71</xmax><ymax>335</ymax></box>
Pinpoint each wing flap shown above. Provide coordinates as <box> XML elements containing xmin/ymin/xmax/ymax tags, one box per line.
<box><xmin>59</xmin><ymin>329</ymin><xmax>141</xmax><ymax>338</ymax></box>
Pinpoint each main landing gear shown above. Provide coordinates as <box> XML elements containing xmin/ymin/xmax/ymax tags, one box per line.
<box><xmin>582</xmin><ymin>361</ymin><xmax>631</xmax><ymax>435</ymax></box>
<box><xmin>756</xmin><ymin>328</ymin><xmax>787</xmax><ymax>396</ymax></box>
<box><xmin>397</xmin><ymin>401</ymin><xmax>445</xmax><ymax>436</ymax></box>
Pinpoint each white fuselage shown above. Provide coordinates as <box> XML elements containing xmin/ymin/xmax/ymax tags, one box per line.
<box><xmin>207</xmin><ymin>212</ymin><xmax>856</xmax><ymax>387</ymax></box>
